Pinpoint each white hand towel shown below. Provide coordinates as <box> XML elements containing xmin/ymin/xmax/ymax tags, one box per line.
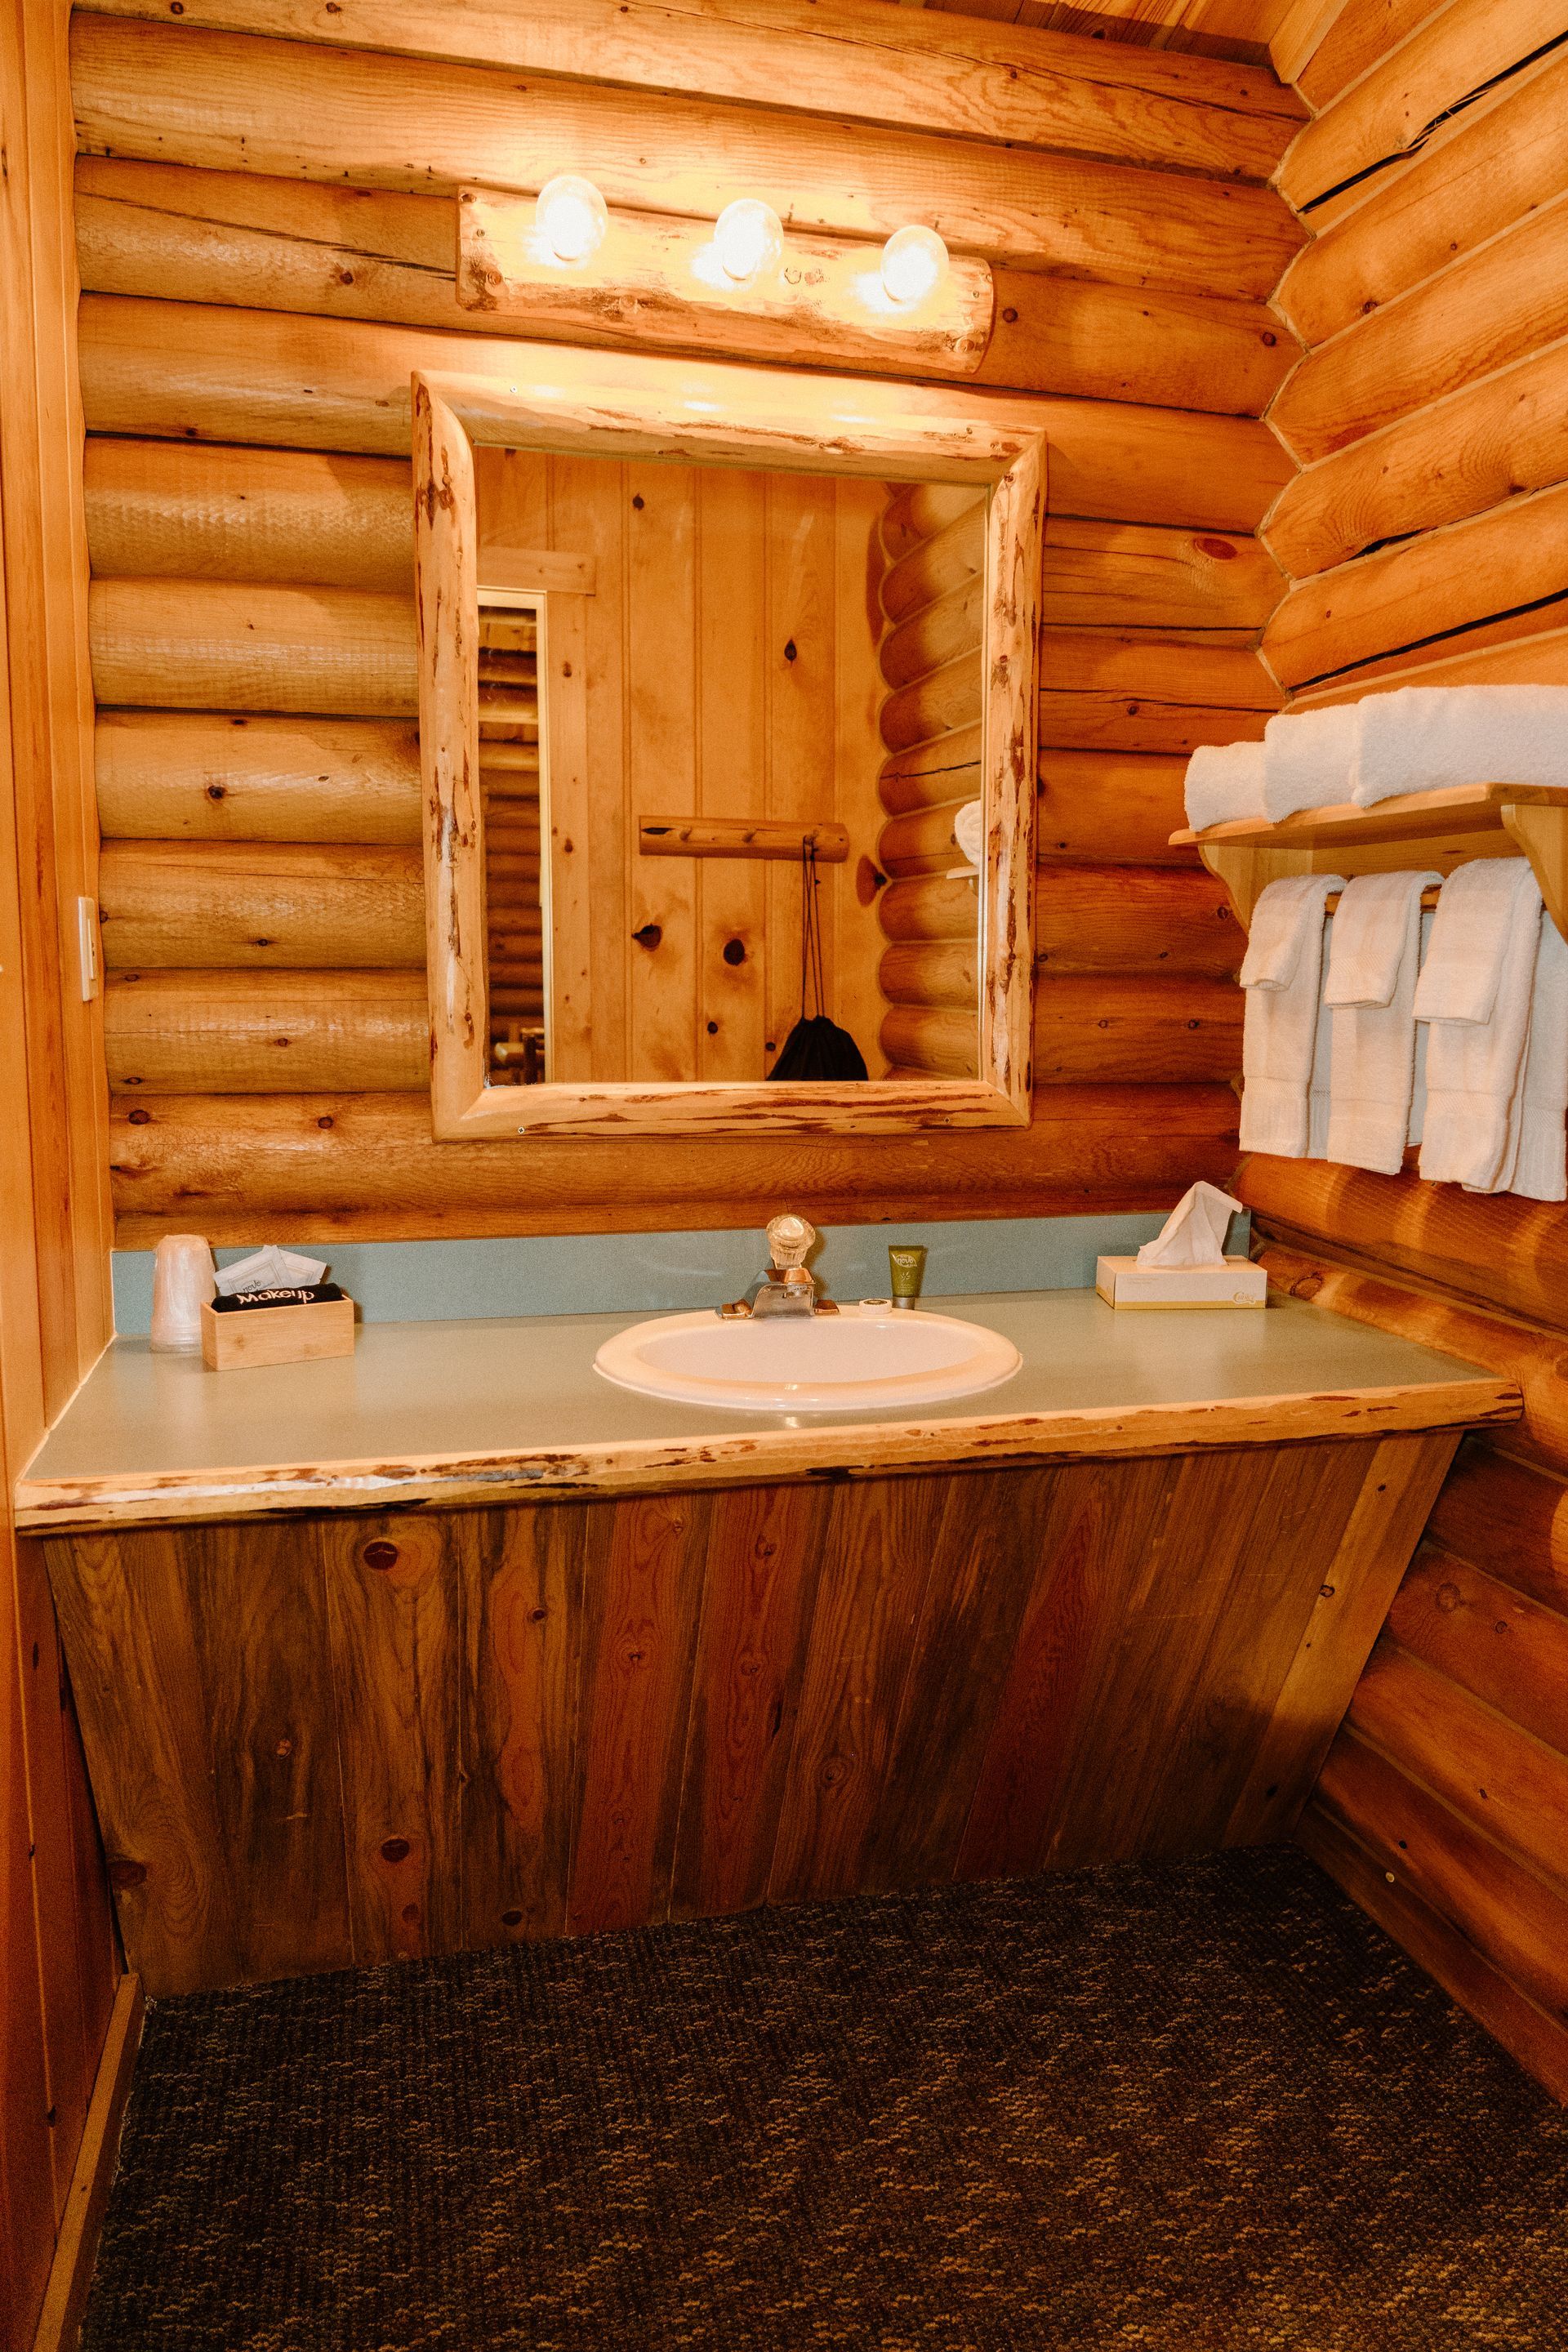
<box><xmin>1323</xmin><ymin>871</ymin><xmax>1438</xmax><ymax>1175</ymax></box>
<box><xmin>1238</xmin><ymin>873</ymin><xmax>1343</xmax><ymax>1158</ymax></box>
<box><xmin>1416</xmin><ymin>859</ymin><xmax>1542</xmax><ymax>1191</ymax></box>
<box><xmin>1263</xmin><ymin>704</ymin><xmax>1358</xmax><ymax>822</ymax></box>
<box><xmin>1352</xmin><ymin>684</ymin><xmax>1568</xmax><ymax>807</ymax></box>
<box><xmin>1508</xmin><ymin>915</ymin><xmax>1568</xmax><ymax>1204</ymax></box>
<box><xmin>1184</xmin><ymin>740</ymin><xmax>1266</xmax><ymax>832</ymax></box>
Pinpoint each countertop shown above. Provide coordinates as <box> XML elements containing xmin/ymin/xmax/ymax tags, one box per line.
<box><xmin>15</xmin><ymin>1289</ymin><xmax>1521</xmax><ymax>1535</ymax></box>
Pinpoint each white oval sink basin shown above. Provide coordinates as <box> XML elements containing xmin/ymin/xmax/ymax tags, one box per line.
<box><xmin>594</xmin><ymin>1304</ymin><xmax>1022</xmax><ymax>1413</ymax></box>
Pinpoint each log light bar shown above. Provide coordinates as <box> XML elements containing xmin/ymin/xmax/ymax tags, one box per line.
<box><xmin>457</xmin><ymin>188</ymin><xmax>992</xmax><ymax>376</ymax></box>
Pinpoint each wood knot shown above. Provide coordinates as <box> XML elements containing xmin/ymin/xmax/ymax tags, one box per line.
<box><xmin>1435</xmin><ymin>1582</ymin><xmax>1462</xmax><ymax>1612</ymax></box>
<box><xmin>109</xmin><ymin>1860</ymin><xmax>147</xmax><ymax>1888</ymax></box>
<box><xmin>501</xmin><ymin>1908</ymin><xmax>524</xmax><ymax>1927</ymax></box>
<box><xmin>380</xmin><ymin>1837</ymin><xmax>411</xmax><ymax>1864</ymax></box>
<box><xmin>722</xmin><ymin>937</ymin><xmax>746</xmax><ymax>965</ymax></box>
<box><xmin>1193</xmin><ymin>537</ymin><xmax>1238</xmax><ymax>561</ymax></box>
<box><xmin>363</xmin><ymin>1539</ymin><xmax>399</xmax><ymax>1570</ymax></box>
<box><xmin>1290</xmin><ymin>1272</ymin><xmax>1324</xmax><ymax>1301</ymax></box>
<box><xmin>633</xmin><ymin>923</ymin><xmax>662</xmax><ymax>950</ymax></box>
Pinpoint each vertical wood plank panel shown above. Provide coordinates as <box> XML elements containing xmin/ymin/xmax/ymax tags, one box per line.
<box><xmin>461</xmin><ymin>1503</ymin><xmax>584</xmax><ymax>1948</ymax></box>
<box><xmin>11</xmin><ymin>1539</ymin><xmax>87</xmax><ymax>2214</ymax></box>
<box><xmin>832</xmin><ymin>476</ymin><xmax>893</xmax><ymax>1069</ymax></box>
<box><xmin>864</xmin><ymin>1464</ymin><xmax>1070</xmax><ymax>1894</ymax></box>
<box><xmin>764</xmin><ymin>474</ymin><xmax>837</xmax><ymax>1063</ymax></box>
<box><xmin>1040</xmin><ymin>1442</ymin><xmax>1375</xmax><ymax>1869</ymax></box>
<box><xmin>957</xmin><ymin>1456</ymin><xmax>1181</xmax><ymax>1882</ymax></box>
<box><xmin>548</xmin><ymin>450</ymin><xmax>629</xmax><ymax>1082</ymax></box>
<box><xmin>42</xmin><ymin>1530</ymin><xmax>242</xmax><ymax>1997</ymax></box>
<box><xmin>540</xmin><ymin>591</ymin><xmax>590</xmax><ymax>1084</ymax></box>
<box><xmin>319</xmin><ymin>1512</ymin><xmax>463</xmax><ymax>1966</ymax></box>
<box><xmin>2</xmin><ymin>1503</ymin><xmax>63</xmax><ymax>2336</ymax></box>
<box><xmin>696</xmin><ymin>466</ymin><xmax>768</xmax><ymax>1082</ymax></box>
<box><xmin>768</xmin><ymin>1474</ymin><xmax>940</xmax><ymax>1905</ymax></box>
<box><xmin>626</xmin><ymin>461</ymin><xmax>698</xmax><ymax>1082</ymax></box>
<box><xmin>184</xmin><ymin>1519</ymin><xmax>351</xmax><ymax>1983</ymax></box>
<box><xmin>1223</xmin><ymin>1429</ymin><xmax>1462</xmax><ymax>1845</ymax></box>
<box><xmin>568</xmin><ymin>1492</ymin><xmax>710</xmax><ymax>1935</ymax></box>
<box><xmin>670</xmin><ymin>1482</ymin><xmax>830</xmax><ymax>1920</ymax></box>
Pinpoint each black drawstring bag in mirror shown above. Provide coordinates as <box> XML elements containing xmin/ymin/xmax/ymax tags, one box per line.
<box><xmin>768</xmin><ymin>842</ymin><xmax>868</xmax><ymax>1082</ymax></box>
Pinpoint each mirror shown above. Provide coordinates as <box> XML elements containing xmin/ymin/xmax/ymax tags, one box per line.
<box><xmin>414</xmin><ymin>360</ymin><xmax>1042</xmax><ymax>1138</ymax></box>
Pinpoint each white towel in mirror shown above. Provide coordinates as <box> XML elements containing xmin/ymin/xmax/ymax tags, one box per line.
<box><xmin>1323</xmin><ymin>871</ymin><xmax>1439</xmax><ymax>1175</ymax></box>
<box><xmin>1508</xmin><ymin>915</ymin><xmax>1568</xmax><ymax>1203</ymax></box>
<box><xmin>1238</xmin><ymin>873</ymin><xmax>1343</xmax><ymax>1159</ymax></box>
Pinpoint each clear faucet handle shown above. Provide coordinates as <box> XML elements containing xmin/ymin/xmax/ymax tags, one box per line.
<box><xmin>767</xmin><ymin>1213</ymin><xmax>815</xmax><ymax>1270</ymax></box>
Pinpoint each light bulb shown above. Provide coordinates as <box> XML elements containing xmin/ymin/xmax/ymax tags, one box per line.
<box><xmin>714</xmin><ymin>198</ymin><xmax>783</xmax><ymax>284</ymax></box>
<box><xmin>880</xmin><ymin>224</ymin><xmax>948</xmax><ymax>307</ymax></box>
<box><xmin>535</xmin><ymin>174</ymin><xmax>608</xmax><ymax>265</ymax></box>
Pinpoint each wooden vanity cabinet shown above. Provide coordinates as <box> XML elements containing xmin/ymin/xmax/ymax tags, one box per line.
<box><xmin>38</xmin><ymin>1432</ymin><xmax>1458</xmax><ymax>1996</ymax></box>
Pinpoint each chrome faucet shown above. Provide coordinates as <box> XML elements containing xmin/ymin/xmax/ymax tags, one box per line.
<box><xmin>719</xmin><ymin>1214</ymin><xmax>838</xmax><ymax>1319</ymax></box>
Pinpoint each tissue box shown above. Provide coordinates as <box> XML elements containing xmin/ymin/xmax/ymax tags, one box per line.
<box><xmin>200</xmin><ymin>1294</ymin><xmax>356</xmax><ymax>1370</ymax></box>
<box><xmin>1095</xmin><ymin>1256</ymin><xmax>1267</xmax><ymax>1311</ymax></box>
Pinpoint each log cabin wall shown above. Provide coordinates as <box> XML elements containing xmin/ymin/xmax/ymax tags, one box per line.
<box><xmin>1237</xmin><ymin>0</ymin><xmax>1568</xmax><ymax>2103</ymax></box>
<box><xmin>71</xmin><ymin>0</ymin><xmax>1303</xmax><ymax>1245</ymax></box>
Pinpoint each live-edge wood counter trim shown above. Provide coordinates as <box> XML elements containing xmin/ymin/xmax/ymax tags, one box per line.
<box><xmin>15</xmin><ymin>1290</ymin><xmax>1521</xmax><ymax>1534</ymax></box>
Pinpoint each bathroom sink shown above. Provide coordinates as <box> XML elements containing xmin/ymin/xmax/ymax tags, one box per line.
<box><xmin>593</xmin><ymin>1303</ymin><xmax>1022</xmax><ymax>1413</ymax></box>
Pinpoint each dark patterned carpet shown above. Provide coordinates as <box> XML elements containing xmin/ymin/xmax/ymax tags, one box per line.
<box><xmin>84</xmin><ymin>1849</ymin><xmax>1568</xmax><ymax>2352</ymax></box>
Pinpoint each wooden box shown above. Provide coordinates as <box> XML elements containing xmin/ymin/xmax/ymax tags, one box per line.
<box><xmin>199</xmin><ymin>1296</ymin><xmax>356</xmax><ymax>1370</ymax></box>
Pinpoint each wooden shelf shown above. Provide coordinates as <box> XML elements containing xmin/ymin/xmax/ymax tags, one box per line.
<box><xmin>1171</xmin><ymin>782</ymin><xmax>1568</xmax><ymax>938</ymax></box>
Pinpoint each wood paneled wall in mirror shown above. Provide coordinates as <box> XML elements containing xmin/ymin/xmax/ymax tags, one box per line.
<box><xmin>414</xmin><ymin>359</ymin><xmax>1042</xmax><ymax>1139</ymax></box>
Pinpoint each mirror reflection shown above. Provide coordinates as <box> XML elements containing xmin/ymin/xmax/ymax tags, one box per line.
<box><xmin>474</xmin><ymin>448</ymin><xmax>985</xmax><ymax>1089</ymax></box>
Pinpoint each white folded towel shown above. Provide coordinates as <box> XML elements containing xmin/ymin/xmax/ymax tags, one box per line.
<box><xmin>1352</xmin><ymin>684</ymin><xmax>1568</xmax><ymax>807</ymax></box>
<box><xmin>1238</xmin><ymin>873</ymin><xmax>1344</xmax><ymax>1158</ymax></box>
<box><xmin>1184</xmin><ymin>740</ymin><xmax>1266</xmax><ymax>832</ymax></box>
<box><xmin>1263</xmin><ymin>704</ymin><xmax>1358</xmax><ymax>822</ymax></box>
<box><xmin>1415</xmin><ymin>859</ymin><xmax>1543</xmax><ymax>1191</ymax></box>
<box><xmin>1508</xmin><ymin>915</ymin><xmax>1568</xmax><ymax>1203</ymax></box>
<box><xmin>1323</xmin><ymin>871</ymin><xmax>1439</xmax><ymax>1175</ymax></box>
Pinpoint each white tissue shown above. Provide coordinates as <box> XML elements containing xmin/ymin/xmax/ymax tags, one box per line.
<box><xmin>1135</xmin><ymin>1180</ymin><xmax>1243</xmax><ymax>1270</ymax></box>
<box><xmin>215</xmin><ymin>1245</ymin><xmax>327</xmax><ymax>1296</ymax></box>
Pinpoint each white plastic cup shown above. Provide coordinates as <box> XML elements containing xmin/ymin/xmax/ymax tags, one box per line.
<box><xmin>149</xmin><ymin>1234</ymin><xmax>216</xmax><ymax>1352</ymax></box>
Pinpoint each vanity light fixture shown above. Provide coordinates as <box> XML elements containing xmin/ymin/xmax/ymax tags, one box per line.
<box><xmin>713</xmin><ymin>197</ymin><xmax>784</xmax><ymax>284</ymax></box>
<box><xmin>535</xmin><ymin>173</ymin><xmax>608</xmax><ymax>265</ymax></box>
<box><xmin>880</xmin><ymin>224</ymin><xmax>949</xmax><ymax>307</ymax></box>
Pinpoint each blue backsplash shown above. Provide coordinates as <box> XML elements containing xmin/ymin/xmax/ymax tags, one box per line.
<box><xmin>111</xmin><ymin>1209</ymin><xmax>1247</xmax><ymax>1334</ymax></box>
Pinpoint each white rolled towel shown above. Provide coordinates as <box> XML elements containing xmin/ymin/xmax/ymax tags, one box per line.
<box><xmin>1352</xmin><ymin>684</ymin><xmax>1568</xmax><ymax>806</ymax></box>
<box><xmin>1183</xmin><ymin>740</ymin><xmax>1266</xmax><ymax>832</ymax></box>
<box><xmin>1414</xmin><ymin>858</ymin><xmax>1542</xmax><ymax>1192</ymax></box>
<box><xmin>1323</xmin><ymin>871</ymin><xmax>1439</xmax><ymax>1176</ymax></box>
<box><xmin>1263</xmin><ymin>703</ymin><xmax>1358</xmax><ymax>821</ymax></box>
<box><xmin>951</xmin><ymin>798</ymin><xmax>984</xmax><ymax>869</ymax></box>
<box><xmin>1238</xmin><ymin>873</ymin><xmax>1344</xmax><ymax>1159</ymax></box>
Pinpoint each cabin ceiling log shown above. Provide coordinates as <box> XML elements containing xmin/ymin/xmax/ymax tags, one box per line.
<box><xmin>74</xmin><ymin>158</ymin><xmax>1297</xmax><ymax>416</ymax></box>
<box><xmin>72</xmin><ymin>0</ymin><xmax>1307</xmax><ymax>179</ymax></box>
<box><xmin>69</xmin><ymin>18</ymin><xmax>1303</xmax><ymax>299</ymax></box>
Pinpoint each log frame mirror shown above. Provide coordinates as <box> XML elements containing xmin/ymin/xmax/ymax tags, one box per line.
<box><xmin>413</xmin><ymin>361</ymin><xmax>1043</xmax><ymax>1139</ymax></box>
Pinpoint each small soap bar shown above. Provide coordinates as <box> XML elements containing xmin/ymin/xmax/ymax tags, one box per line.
<box><xmin>1095</xmin><ymin>1255</ymin><xmax>1267</xmax><ymax>1311</ymax></box>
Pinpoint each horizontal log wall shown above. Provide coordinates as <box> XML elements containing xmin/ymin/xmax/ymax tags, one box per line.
<box><xmin>1263</xmin><ymin>1</ymin><xmax>1568</xmax><ymax>697</ymax></box>
<box><xmin>71</xmin><ymin>0</ymin><xmax>1298</xmax><ymax>1239</ymax></box>
<box><xmin>1245</xmin><ymin>0</ymin><xmax>1568</xmax><ymax>2108</ymax></box>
